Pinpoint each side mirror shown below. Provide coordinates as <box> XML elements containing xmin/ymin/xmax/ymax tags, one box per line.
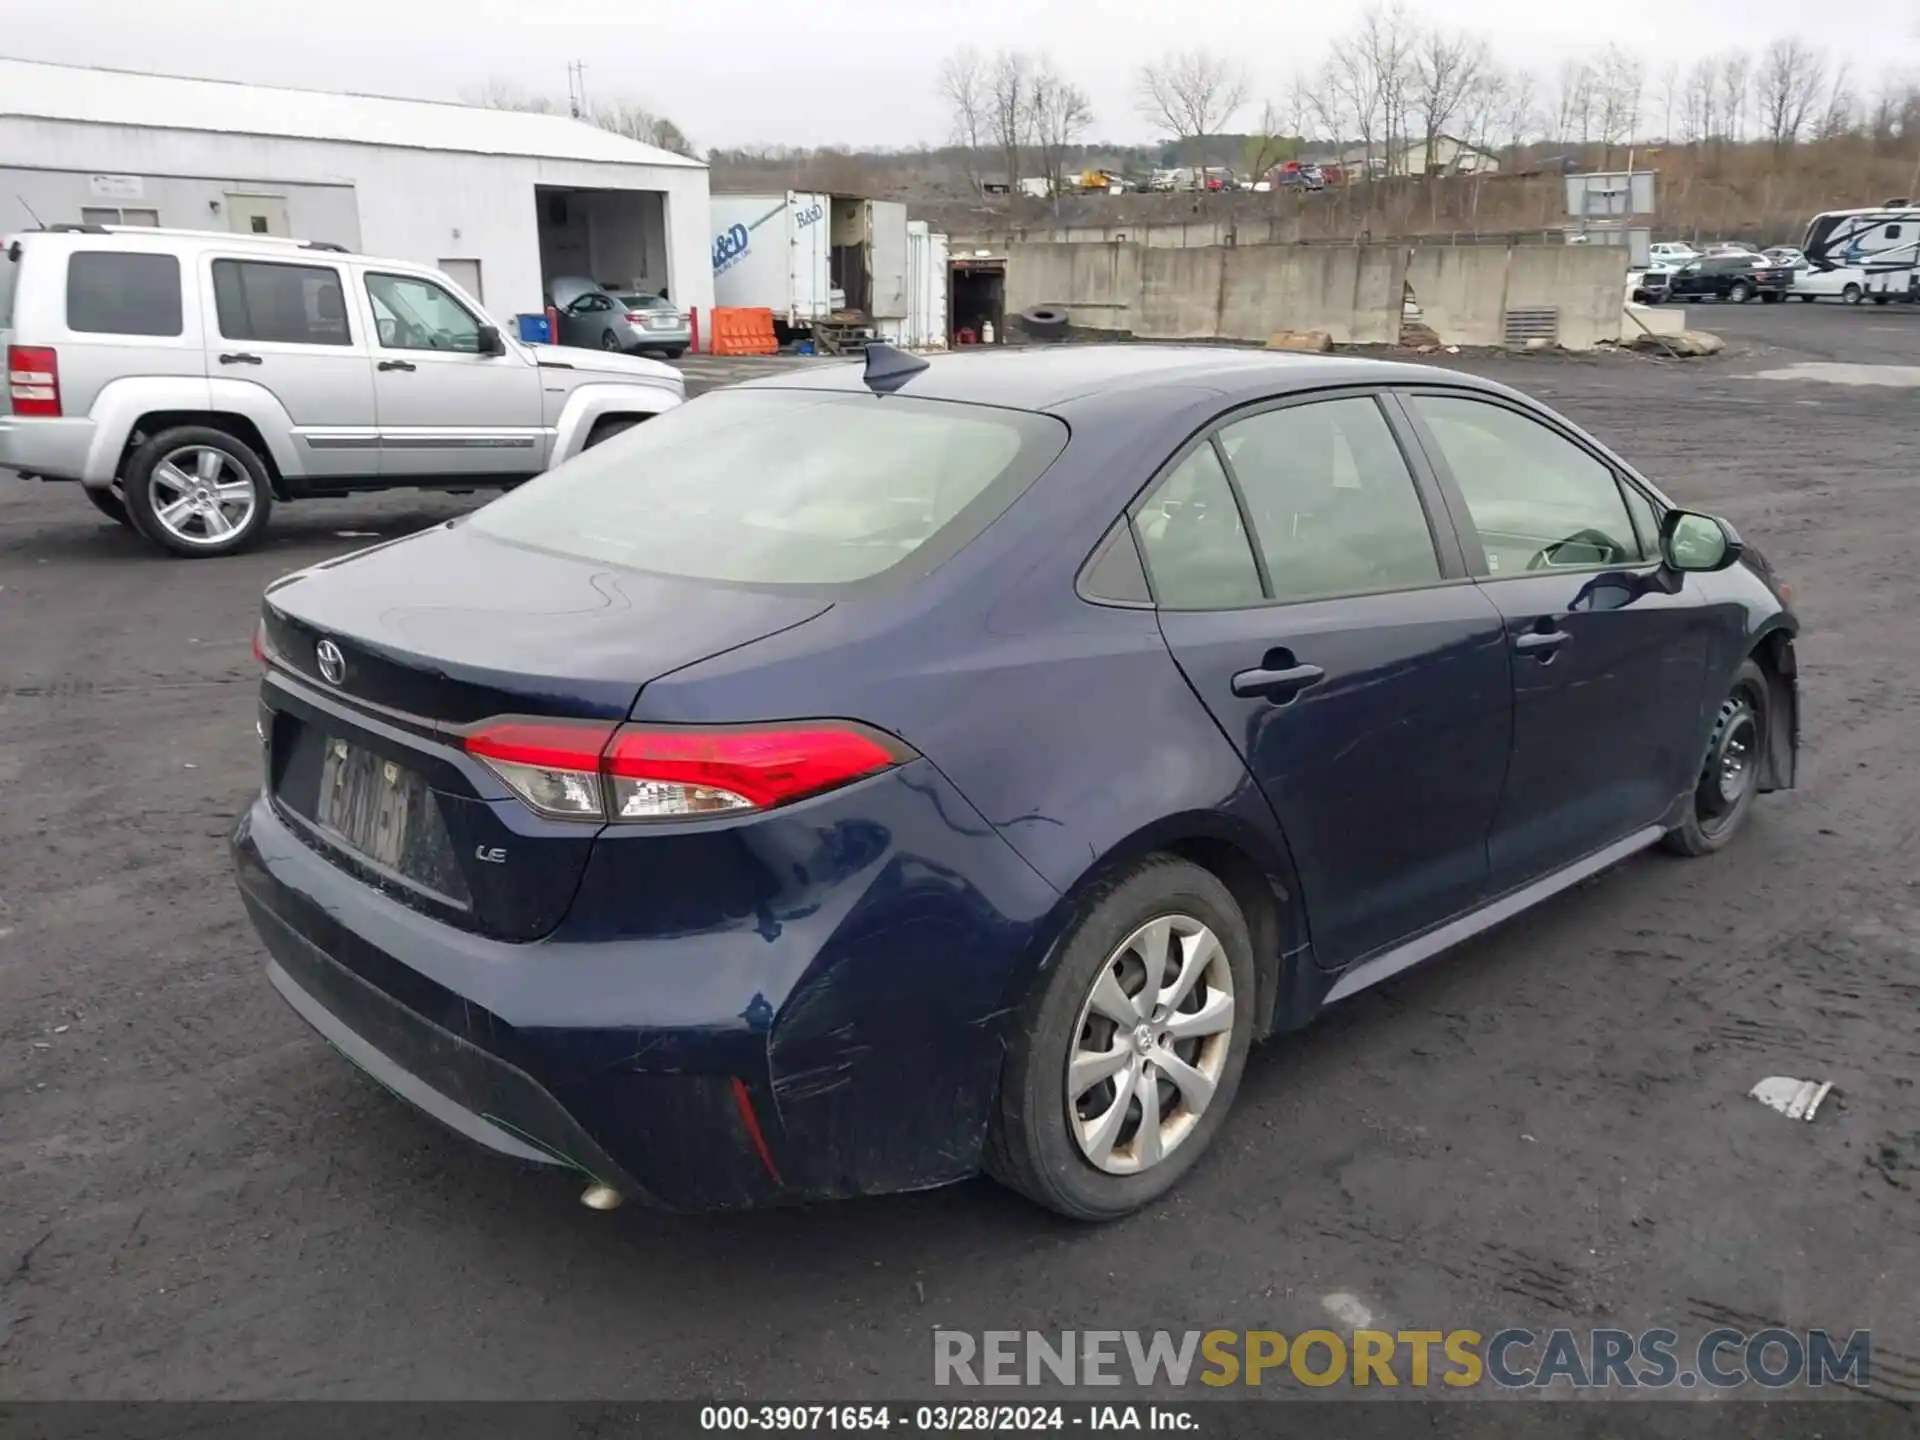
<box><xmin>1661</xmin><ymin>510</ymin><xmax>1743</xmax><ymax>573</ymax></box>
<box><xmin>476</xmin><ymin>324</ymin><xmax>505</xmax><ymax>357</ymax></box>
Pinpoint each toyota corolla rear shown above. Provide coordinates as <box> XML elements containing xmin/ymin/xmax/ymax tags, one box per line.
<box><xmin>232</xmin><ymin>386</ymin><xmax>1067</xmax><ymax>1209</ymax></box>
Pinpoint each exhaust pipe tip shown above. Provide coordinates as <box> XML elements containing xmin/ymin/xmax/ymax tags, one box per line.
<box><xmin>580</xmin><ymin>1181</ymin><xmax>624</xmax><ymax>1212</ymax></box>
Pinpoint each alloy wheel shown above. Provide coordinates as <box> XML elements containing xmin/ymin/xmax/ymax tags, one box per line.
<box><xmin>147</xmin><ymin>446</ymin><xmax>257</xmax><ymax>548</ymax></box>
<box><xmin>1066</xmin><ymin>914</ymin><xmax>1235</xmax><ymax>1175</ymax></box>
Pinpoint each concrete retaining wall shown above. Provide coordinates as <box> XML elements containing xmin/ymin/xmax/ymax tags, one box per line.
<box><xmin>1502</xmin><ymin>246</ymin><xmax>1629</xmax><ymax>348</ymax></box>
<box><xmin>1003</xmin><ymin>239</ymin><xmax>1626</xmax><ymax>350</ymax></box>
<box><xmin>1003</xmin><ymin>241</ymin><xmax>1140</xmax><ymax>331</ymax></box>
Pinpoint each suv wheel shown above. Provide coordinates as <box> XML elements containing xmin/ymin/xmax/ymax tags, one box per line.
<box><xmin>986</xmin><ymin>855</ymin><xmax>1256</xmax><ymax>1220</ymax></box>
<box><xmin>1728</xmin><ymin>280</ymin><xmax>1753</xmax><ymax>303</ymax></box>
<box><xmin>82</xmin><ymin>484</ymin><xmax>133</xmax><ymax>530</ymax></box>
<box><xmin>123</xmin><ymin>427</ymin><xmax>273</xmax><ymax>558</ymax></box>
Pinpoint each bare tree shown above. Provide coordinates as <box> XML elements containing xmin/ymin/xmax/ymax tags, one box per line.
<box><xmin>1027</xmin><ymin>57</ymin><xmax>1094</xmax><ymax>194</ymax></box>
<box><xmin>1241</xmin><ymin>99</ymin><xmax>1303</xmax><ymax>186</ymax></box>
<box><xmin>1654</xmin><ymin>61</ymin><xmax>1682</xmax><ymax>142</ymax></box>
<box><xmin>1498</xmin><ymin>67</ymin><xmax>1540</xmax><ymax>159</ymax></box>
<box><xmin>1816</xmin><ymin>59</ymin><xmax>1857</xmax><ymax>140</ymax></box>
<box><xmin>461</xmin><ymin>78</ymin><xmax>557</xmax><ymax>114</ymax></box>
<box><xmin>1595</xmin><ymin>45</ymin><xmax>1645</xmax><ymax>161</ymax></box>
<box><xmin>1682</xmin><ymin>55</ymin><xmax>1720</xmax><ymax>143</ymax></box>
<box><xmin>1357</xmin><ymin>6</ymin><xmax>1416</xmax><ymax>174</ymax></box>
<box><xmin>585</xmin><ymin>100</ymin><xmax>699</xmax><ymax>158</ymax></box>
<box><xmin>988</xmin><ymin>50</ymin><xmax>1034</xmax><ymax>189</ymax></box>
<box><xmin>1720</xmin><ymin>49</ymin><xmax>1753</xmax><ymax>142</ymax></box>
<box><xmin>1411</xmin><ymin>25</ymin><xmax>1490</xmax><ymax>175</ymax></box>
<box><xmin>465</xmin><ymin>78</ymin><xmax>695</xmax><ymax>156</ymax></box>
<box><xmin>1551</xmin><ymin>58</ymin><xmax>1597</xmax><ymax>148</ymax></box>
<box><xmin>938</xmin><ymin>49</ymin><xmax>990</xmax><ymax>195</ymax></box>
<box><xmin>1756</xmin><ymin>38</ymin><xmax>1827</xmax><ymax>150</ymax></box>
<box><xmin>1136</xmin><ymin>49</ymin><xmax>1251</xmax><ymax>175</ymax></box>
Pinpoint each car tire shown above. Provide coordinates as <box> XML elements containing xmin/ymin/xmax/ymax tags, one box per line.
<box><xmin>1760</xmin><ymin>290</ymin><xmax>1783</xmax><ymax>303</ymax></box>
<box><xmin>1844</xmin><ymin>285</ymin><xmax>1863</xmax><ymax>304</ymax></box>
<box><xmin>662</xmin><ymin>347</ymin><xmax>686</xmax><ymax>360</ymax></box>
<box><xmin>985</xmin><ymin>854</ymin><xmax>1257</xmax><ymax>1221</ymax></box>
<box><xmin>1873</xmin><ymin>294</ymin><xmax>1890</xmax><ymax>305</ymax></box>
<box><xmin>1663</xmin><ymin>658</ymin><xmax>1770</xmax><ymax>858</ymax></box>
<box><xmin>1729</xmin><ymin>281</ymin><xmax>1753</xmax><ymax>303</ymax></box>
<box><xmin>82</xmin><ymin>483</ymin><xmax>133</xmax><ymax>529</ymax></box>
<box><xmin>122</xmin><ymin>426</ymin><xmax>273</xmax><ymax>558</ymax></box>
<box><xmin>600</xmin><ymin>329</ymin><xmax>622</xmax><ymax>350</ymax></box>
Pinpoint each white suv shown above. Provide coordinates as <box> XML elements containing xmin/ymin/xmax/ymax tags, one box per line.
<box><xmin>1</xmin><ymin>225</ymin><xmax>685</xmax><ymax>557</ymax></box>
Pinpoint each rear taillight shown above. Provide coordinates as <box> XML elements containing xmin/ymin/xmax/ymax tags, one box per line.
<box><xmin>624</xmin><ymin>312</ymin><xmax>646</xmax><ymax>324</ymax></box>
<box><xmin>7</xmin><ymin>345</ymin><xmax>60</xmax><ymax>417</ymax></box>
<box><xmin>251</xmin><ymin>620</ymin><xmax>268</xmax><ymax>666</ymax></box>
<box><xmin>463</xmin><ymin>719</ymin><xmax>910</xmax><ymax>822</ymax></box>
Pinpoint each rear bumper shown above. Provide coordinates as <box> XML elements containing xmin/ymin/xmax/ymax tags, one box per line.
<box><xmin>231</xmin><ymin>761</ymin><xmax>1058</xmax><ymax>1210</ymax></box>
<box><xmin>0</xmin><ymin>416</ymin><xmax>97</xmax><ymax>481</ymax></box>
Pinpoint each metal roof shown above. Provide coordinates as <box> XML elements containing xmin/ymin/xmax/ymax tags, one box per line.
<box><xmin>0</xmin><ymin>57</ymin><xmax>704</xmax><ymax>170</ymax></box>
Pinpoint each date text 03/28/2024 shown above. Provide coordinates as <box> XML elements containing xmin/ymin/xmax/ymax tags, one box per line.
<box><xmin>700</xmin><ymin>1407</ymin><xmax>1189</xmax><ymax>1432</ymax></box>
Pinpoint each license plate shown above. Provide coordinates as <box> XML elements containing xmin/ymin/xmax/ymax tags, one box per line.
<box><xmin>316</xmin><ymin>737</ymin><xmax>428</xmax><ymax>871</ymax></box>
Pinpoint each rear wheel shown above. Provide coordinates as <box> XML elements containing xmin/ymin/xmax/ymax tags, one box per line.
<box><xmin>122</xmin><ymin>426</ymin><xmax>273</xmax><ymax>558</ymax></box>
<box><xmin>1664</xmin><ymin>659</ymin><xmax>1769</xmax><ymax>857</ymax></box>
<box><xmin>986</xmin><ymin>855</ymin><xmax>1256</xmax><ymax>1220</ymax></box>
<box><xmin>1760</xmin><ymin>290</ymin><xmax>1784</xmax><ymax>303</ymax></box>
<box><xmin>82</xmin><ymin>483</ymin><xmax>133</xmax><ymax>529</ymax></box>
<box><xmin>1729</xmin><ymin>281</ymin><xmax>1753</xmax><ymax>303</ymax></box>
<box><xmin>1843</xmin><ymin>284</ymin><xmax>1863</xmax><ymax>304</ymax></box>
<box><xmin>662</xmin><ymin>347</ymin><xmax>686</xmax><ymax>360</ymax></box>
<box><xmin>600</xmin><ymin>329</ymin><xmax>622</xmax><ymax>351</ymax></box>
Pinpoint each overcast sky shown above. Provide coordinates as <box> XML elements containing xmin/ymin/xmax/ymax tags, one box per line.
<box><xmin>3</xmin><ymin>0</ymin><xmax>1913</xmax><ymax>151</ymax></box>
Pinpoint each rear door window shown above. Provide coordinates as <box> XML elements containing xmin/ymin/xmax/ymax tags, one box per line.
<box><xmin>212</xmin><ymin>259</ymin><xmax>352</xmax><ymax>345</ymax></box>
<box><xmin>66</xmin><ymin>251</ymin><xmax>183</xmax><ymax>336</ymax></box>
<box><xmin>1217</xmin><ymin>397</ymin><xmax>1442</xmax><ymax>601</ymax></box>
<box><xmin>469</xmin><ymin>388</ymin><xmax>1068</xmax><ymax>589</ymax></box>
<box><xmin>1134</xmin><ymin>442</ymin><xmax>1264</xmax><ymax>608</ymax></box>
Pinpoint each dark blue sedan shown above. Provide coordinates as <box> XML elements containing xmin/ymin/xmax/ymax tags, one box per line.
<box><xmin>232</xmin><ymin>345</ymin><xmax>1799</xmax><ymax>1220</ymax></box>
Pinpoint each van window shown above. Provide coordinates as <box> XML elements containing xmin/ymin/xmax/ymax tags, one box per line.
<box><xmin>66</xmin><ymin>252</ymin><xmax>183</xmax><ymax>337</ymax></box>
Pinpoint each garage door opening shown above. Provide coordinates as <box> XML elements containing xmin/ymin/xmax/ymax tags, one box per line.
<box><xmin>535</xmin><ymin>186</ymin><xmax>671</xmax><ymax>304</ymax></box>
<box><xmin>950</xmin><ymin>260</ymin><xmax>1006</xmax><ymax>346</ymax></box>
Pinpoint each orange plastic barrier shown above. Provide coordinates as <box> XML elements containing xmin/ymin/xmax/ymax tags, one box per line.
<box><xmin>710</xmin><ymin>306</ymin><xmax>778</xmax><ymax>357</ymax></box>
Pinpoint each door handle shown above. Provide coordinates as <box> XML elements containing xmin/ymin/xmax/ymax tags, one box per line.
<box><xmin>1230</xmin><ymin>654</ymin><xmax>1326</xmax><ymax>702</ymax></box>
<box><xmin>377</xmin><ymin>359</ymin><xmax>417</xmax><ymax>372</ymax></box>
<box><xmin>1514</xmin><ymin>628</ymin><xmax>1571</xmax><ymax>657</ymax></box>
<box><xmin>217</xmin><ymin>352</ymin><xmax>262</xmax><ymax>365</ymax></box>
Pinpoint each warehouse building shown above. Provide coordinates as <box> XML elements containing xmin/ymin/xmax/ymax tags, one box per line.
<box><xmin>0</xmin><ymin>58</ymin><xmax>713</xmax><ymax>326</ymax></box>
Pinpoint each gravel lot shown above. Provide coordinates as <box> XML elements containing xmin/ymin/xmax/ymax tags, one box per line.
<box><xmin>2</xmin><ymin>305</ymin><xmax>1917</xmax><ymax>1407</ymax></box>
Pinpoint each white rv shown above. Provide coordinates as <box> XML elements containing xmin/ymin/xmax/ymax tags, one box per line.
<box><xmin>1802</xmin><ymin>200</ymin><xmax>1920</xmax><ymax>303</ymax></box>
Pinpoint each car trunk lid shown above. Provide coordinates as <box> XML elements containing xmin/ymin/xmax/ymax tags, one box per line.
<box><xmin>258</xmin><ymin>521</ymin><xmax>830</xmax><ymax>941</ymax></box>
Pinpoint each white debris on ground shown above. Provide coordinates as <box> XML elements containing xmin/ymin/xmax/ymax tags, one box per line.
<box><xmin>1749</xmin><ymin>1076</ymin><xmax>1835</xmax><ymax>1121</ymax></box>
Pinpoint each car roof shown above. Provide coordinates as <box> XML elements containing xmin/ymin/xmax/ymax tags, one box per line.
<box><xmin>735</xmin><ymin>345</ymin><xmax>1493</xmax><ymax>413</ymax></box>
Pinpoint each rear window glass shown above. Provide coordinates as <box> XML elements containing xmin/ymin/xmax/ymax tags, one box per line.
<box><xmin>66</xmin><ymin>251</ymin><xmax>183</xmax><ymax>336</ymax></box>
<box><xmin>213</xmin><ymin>259</ymin><xmax>351</xmax><ymax>346</ymax></box>
<box><xmin>469</xmin><ymin>389</ymin><xmax>1068</xmax><ymax>588</ymax></box>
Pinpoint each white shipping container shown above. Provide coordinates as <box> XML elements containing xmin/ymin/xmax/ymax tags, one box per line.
<box><xmin>710</xmin><ymin>191</ymin><xmax>833</xmax><ymax>325</ymax></box>
<box><xmin>868</xmin><ymin>200</ymin><xmax>910</xmax><ymax>320</ymax></box>
<box><xmin>904</xmin><ymin>221</ymin><xmax>949</xmax><ymax>349</ymax></box>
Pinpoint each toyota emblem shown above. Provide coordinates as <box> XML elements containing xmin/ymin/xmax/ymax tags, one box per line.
<box><xmin>315</xmin><ymin>639</ymin><xmax>346</xmax><ymax>686</ymax></box>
